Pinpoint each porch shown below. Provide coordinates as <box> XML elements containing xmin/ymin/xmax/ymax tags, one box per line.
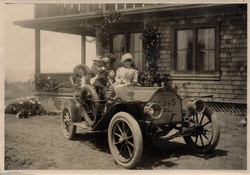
<box><xmin>13</xmin><ymin>3</ymin><xmax>247</xmax><ymax>110</ymax></box>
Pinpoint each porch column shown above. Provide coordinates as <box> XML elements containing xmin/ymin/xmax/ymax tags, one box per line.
<box><xmin>35</xmin><ymin>29</ymin><xmax>41</xmax><ymax>75</ymax></box>
<box><xmin>81</xmin><ymin>35</ymin><xmax>86</xmax><ymax>64</ymax></box>
<box><xmin>95</xmin><ymin>27</ymin><xmax>102</xmax><ymax>55</ymax></box>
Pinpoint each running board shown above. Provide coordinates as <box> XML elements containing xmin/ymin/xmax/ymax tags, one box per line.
<box><xmin>159</xmin><ymin>131</ymin><xmax>191</xmax><ymax>141</ymax></box>
<box><xmin>73</xmin><ymin>122</ymin><xmax>104</xmax><ymax>133</ymax></box>
<box><xmin>73</xmin><ymin>121</ymin><xmax>92</xmax><ymax>131</ymax></box>
<box><xmin>159</xmin><ymin>132</ymin><xmax>181</xmax><ymax>141</ymax></box>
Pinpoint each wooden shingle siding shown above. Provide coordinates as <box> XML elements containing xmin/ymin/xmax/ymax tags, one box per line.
<box><xmin>157</xmin><ymin>12</ymin><xmax>247</xmax><ymax>104</ymax></box>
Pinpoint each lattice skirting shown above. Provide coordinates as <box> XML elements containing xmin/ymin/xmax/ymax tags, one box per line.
<box><xmin>34</xmin><ymin>91</ymin><xmax>73</xmax><ymax>112</ymax></box>
<box><xmin>205</xmin><ymin>102</ymin><xmax>247</xmax><ymax>114</ymax></box>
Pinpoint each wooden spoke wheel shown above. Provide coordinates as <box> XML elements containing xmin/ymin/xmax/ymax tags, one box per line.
<box><xmin>108</xmin><ymin>112</ymin><xmax>143</xmax><ymax>169</ymax></box>
<box><xmin>80</xmin><ymin>85</ymin><xmax>100</xmax><ymax>126</ymax></box>
<box><xmin>184</xmin><ymin>107</ymin><xmax>220</xmax><ymax>153</ymax></box>
<box><xmin>61</xmin><ymin>106</ymin><xmax>76</xmax><ymax>140</ymax></box>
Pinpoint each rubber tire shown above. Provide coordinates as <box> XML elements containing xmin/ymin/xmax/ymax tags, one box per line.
<box><xmin>108</xmin><ymin>112</ymin><xmax>143</xmax><ymax>169</ymax></box>
<box><xmin>61</xmin><ymin>106</ymin><xmax>77</xmax><ymax>140</ymax></box>
<box><xmin>80</xmin><ymin>85</ymin><xmax>100</xmax><ymax>126</ymax></box>
<box><xmin>183</xmin><ymin>107</ymin><xmax>220</xmax><ymax>153</ymax></box>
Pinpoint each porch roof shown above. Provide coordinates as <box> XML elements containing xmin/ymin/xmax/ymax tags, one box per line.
<box><xmin>13</xmin><ymin>4</ymin><xmax>246</xmax><ymax>36</ymax></box>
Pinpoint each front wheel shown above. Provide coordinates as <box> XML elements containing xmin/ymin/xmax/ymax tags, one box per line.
<box><xmin>183</xmin><ymin>107</ymin><xmax>220</xmax><ymax>153</ymax></box>
<box><xmin>108</xmin><ymin>112</ymin><xmax>143</xmax><ymax>169</ymax></box>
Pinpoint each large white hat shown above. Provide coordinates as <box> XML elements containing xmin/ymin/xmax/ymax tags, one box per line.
<box><xmin>121</xmin><ymin>53</ymin><xmax>133</xmax><ymax>63</ymax></box>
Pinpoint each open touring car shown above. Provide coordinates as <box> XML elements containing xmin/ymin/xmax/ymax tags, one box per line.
<box><xmin>61</xmin><ymin>68</ymin><xmax>220</xmax><ymax>169</ymax></box>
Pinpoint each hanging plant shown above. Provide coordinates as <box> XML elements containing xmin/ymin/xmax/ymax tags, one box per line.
<box><xmin>33</xmin><ymin>74</ymin><xmax>59</xmax><ymax>91</ymax></box>
<box><xmin>33</xmin><ymin>74</ymin><xmax>69</xmax><ymax>91</ymax></box>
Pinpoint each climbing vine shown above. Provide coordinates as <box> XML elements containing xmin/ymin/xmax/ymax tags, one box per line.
<box><xmin>80</xmin><ymin>10</ymin><xmax>128</xmax><ymax>51</ymax></box>
<box><xmin>99</xmin><ymin>11</ymin><xmax>128</xmax><ymax>50</ymax></box>
<box><xmin>141</xmin><ymin>21</ymin><xmax>161</xmax><ymax>75</ymax></box>
<box><xmin>138</xmin><ymin>21</ymin><xmax>162</xmax><ymax>87</ymax></box>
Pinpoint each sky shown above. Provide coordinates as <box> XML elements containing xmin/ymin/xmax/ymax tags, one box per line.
<box><xmin>4</xmin><ymin>3</ymin><xmax>96</xmax><ymax>82</ymax></box>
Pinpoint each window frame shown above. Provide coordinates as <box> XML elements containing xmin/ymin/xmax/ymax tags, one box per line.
<box><xmin>110</xmin><ymin>30</ymin><xmax>145</xmax><ymax>71</ymax></box>
<box><xmin>170</xmin><ymin>22</ymin><xmax>220</xmax><ymax>77</ymax></box>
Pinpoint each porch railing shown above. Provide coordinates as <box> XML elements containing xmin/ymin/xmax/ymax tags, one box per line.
<box><xmin>35</xmin><ymin>3</ymin><xmax>158</xmax><ymax>18</ymax></box>
<box><xmin>35</xmin><ymin>73</ymin><xmax>74</xmax><ymax>111</ymax></box>
<box><xmin>38</xmin><ymin>73</ymin><xmax>73</xmax><ymax>90</ymax></box>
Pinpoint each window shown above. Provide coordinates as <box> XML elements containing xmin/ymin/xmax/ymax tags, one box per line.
<box><xmin>112</xmin><ymin>32</ymin><xmax>144</xmax><ymax>71</ymax></box>
<box><xmin>113</xmin><ymin>34</ymin><xmax>125</xmax><ymax>66</ymax></box>
<box><xmin>172</xmin><ymin>23</ymin><xmax>219</xmax><ymax>75</ymax></box>
<box><xmin>130</xmin><ymin>33</ymin><xmax>143</xmax><ymax>70</ymax></box>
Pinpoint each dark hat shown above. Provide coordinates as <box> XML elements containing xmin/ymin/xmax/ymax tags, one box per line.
<box><xmin>103</xmin><ymin>53</ymin><xmax>116</xmax><ymax>63</ymax></box>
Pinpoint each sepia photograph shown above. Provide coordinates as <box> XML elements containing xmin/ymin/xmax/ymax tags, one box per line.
<box><xmin>2</xmin><ymin>1</ymin><xmax>248</xmax><ymax>173</ymax></box>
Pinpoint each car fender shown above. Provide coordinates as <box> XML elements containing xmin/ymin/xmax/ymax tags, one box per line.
<box><xmin>63</xmin><ymin>98</ymin><xmax>82</xmax><ymax>123</ymax></box>
<box><xmin>93</xmin><ymin>102</ymin><xmax>144</xmax><ymax>131</ymax></box>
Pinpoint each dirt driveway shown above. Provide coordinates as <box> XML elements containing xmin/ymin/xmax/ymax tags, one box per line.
<box><xmin>4</xmin><ymin>112</ymin><xmax>247</xmax><ymax>170</ymax></box>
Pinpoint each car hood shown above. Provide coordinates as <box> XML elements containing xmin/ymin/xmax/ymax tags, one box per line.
<box><xmin>114</xmin><ymin>85</ymin><xmax>163</xmax><ymax>102</ymax></box>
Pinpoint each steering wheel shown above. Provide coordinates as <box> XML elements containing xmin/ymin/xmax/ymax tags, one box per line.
<box><xmin>99</xmin><ymin>69</ymin><xmax>109</xmax><ymax>76</ymax></box>
<box><xmin>96</xmin><ymin>69</ymin><xmax>109</xmax><ymax>85</ymax></box>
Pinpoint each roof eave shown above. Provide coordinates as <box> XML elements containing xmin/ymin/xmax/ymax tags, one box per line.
<box><xmin>13</xmin><ymin>4</ymin><xmax>229</xmax><ymax>28</ymax></box>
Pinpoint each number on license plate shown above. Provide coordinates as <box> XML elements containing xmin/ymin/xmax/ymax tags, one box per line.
<box><xmin>154</xmin><ymin>99</ymin><xmax>176</xmax><ymax>107</ymax></box>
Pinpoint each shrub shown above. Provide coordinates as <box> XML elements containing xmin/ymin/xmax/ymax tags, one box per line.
<box><xmin>5</xmin><ymin>98</ymin><xmax>47</xmax><ymax>118</ymax></box>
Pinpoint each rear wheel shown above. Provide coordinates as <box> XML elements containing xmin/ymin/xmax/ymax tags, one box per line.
<box><xmin>61</xmin><ymin>106</ymin><xmax>76</xmax><ymax>140</ymax></box>
<box><xmin>80</xmin><ymin>85</ymin><xmax>99</xmax><ymax>126</ymax></box>
<box><xmin>183</xmin><ymin>107</ymin><xmax>220</xmax><ymax>153</ymax></box>
<box><xmin>108</xmin><ymin>112</ymin><xmax>143</xmax><ymax>169</ymax></box>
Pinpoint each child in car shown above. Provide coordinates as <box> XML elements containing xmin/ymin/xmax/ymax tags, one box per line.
<box><xmin>114</xmin><ymin>53</ymin><xmax>138</xmax><ymax>86</ymax></box>
<box><xmin>69</xmin><ymin>64</ymin><xmax>92</xmax><ymax>89</ymax></box>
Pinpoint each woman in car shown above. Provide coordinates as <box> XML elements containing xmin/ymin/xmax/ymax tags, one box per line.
<box><xmin>114</xmin><ymin>53</ymin><xmax>138</xmax><ymax>86</ymax></box>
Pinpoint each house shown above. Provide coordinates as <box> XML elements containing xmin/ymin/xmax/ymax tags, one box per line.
<box><xmin>14</xmin><ymin>3</ymin><xmax>247</xmax><ymax>111</ymax></box>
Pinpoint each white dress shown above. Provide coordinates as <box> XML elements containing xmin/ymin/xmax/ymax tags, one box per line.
<box><xmin>114</xmin><ymin>67</ymin><xmax>138</xmax><ymax>85</ymax></box>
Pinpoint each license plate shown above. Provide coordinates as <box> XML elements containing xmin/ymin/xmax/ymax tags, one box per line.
<box><xmin>150</xmin><ymin>91</ymin><xmax>182</xmax><ymax>124</ymax></box>
<box><xmin>153</xmin><ymin>99</ymin><xmax>176</xmax><ymax>107</ymax></box>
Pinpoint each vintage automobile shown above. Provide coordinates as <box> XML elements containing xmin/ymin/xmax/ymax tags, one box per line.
<box><xmin>61</xmin><ymin>68</ymin><xmax>220</xmax><ymax>169</ymax></box>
